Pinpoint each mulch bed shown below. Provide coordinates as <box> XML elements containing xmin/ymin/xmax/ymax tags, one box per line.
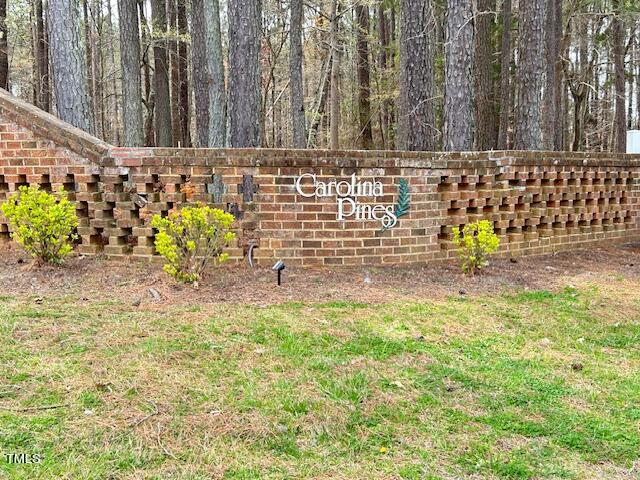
<box><xmin>1</xmin><ymin>243</ymin><xmax>639</xmax><ymax>307</ymax></box>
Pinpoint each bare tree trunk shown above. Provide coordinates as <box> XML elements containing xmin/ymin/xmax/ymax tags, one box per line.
<box><xmin>561</xmin><ymin>72</ymin><xmax>569</xmax><ymax>149</ymax></box>
<box><xmin>377</xmin><ymin>5</ymin><xmax>389</xmax><ymax>148</ymax></box>
<box><xmin>563</xmin><ymin>14</ymin><xmax>596</xmax><ymax>151</ymax></box>
<box><xmin>177</xmin><ymin>0</ymin><xmax>190</xmax><ymax>146</ymax></box>
<box><xmin>289</xmin><ymin>0</ymin><xmax>305</xmax><ymax>148</ymax></box>
<box><xmin>191</xmin><ymin>0</ymin><xmax>209</xmax><ymax>147</ymax></box>
<box><xmin>83</xmin><ymin>0</ymin><xmax>96</xmax><ymax>133</ymax></box>
<box><xmin>307</xmin><ymin>53</ymin><xmax>330</xmax><ymax>148</ymax></box>
<box><xmin>380</xmin><ymin>4</ymin><xmax>395</xmax><ymax>149</ymax></box>
<box><xmin>192</xmin><ymin>0</ymin><xmax>226</xmax><ymax>147</ymax></box>
<box><xmin>628</xmin><ymin>34</ymin><xmax>633</xmax><ymax>129</ymax></box>
<box><xmin>168</xmin><ymin>0</ymin><xmax>181</xmax><ymax>146</ymax></box>
<box><xmin>139</xmin><ymin>0</ymin><xmax>154</xmax><ymax>146</ymax></box>
<box><xmin>105</xmin><ymin>0</ymin><xmax>120</xmax><ymax>144</ymax></box>
<box><xmin>228</xmin><ymin>0</ymin><xmax>261</xmax><ymax>147</ymax></box>
<box><xmin>563</xmin><ymin>12</ymin><xmax>595</xmax><ymax>152</ymax></box>
<box><xmin>604</xmin><ymin>59</ymin><xmax>612</xmax><ymax>151</ymax></box>
<box><xmin>93</xmin><ymin>0</ymin><xmax>104</xmax><ymax>140</ymax></box>
<box><xmin>588</xmin><ymin>33</ymin><xmax>596</xmax><ymax>151</ymax></box>
<box><xmin>542</xmin><ymin>0</ymin><xmax>560</xmax><ymax>150</ymax></box>
<box><xmin>48</xmin><ymin>0</ymin><xmax>93</xmax><ymax>132</ymax></box>
<box><xmin>474</xmin><ymin>0</ymin><xmax>497</xmax><ymax>150</ymax></box>
<box><xmin>497</xmin><ymin>0</ymin><xmax>511</xmax><ymax>149</ymax></box>
<box><xmin>118</xmin><ymin>0</ymin><xmax>144</xmax><ymax>146</ymax></box>
<box><xmin>572</xmin><ymin>91</ymin><xmax>587</xmax><ymax>151</ymax></box>
<box><xmin>588</xmin><ymin>21</ymin><xmax>596</xmax><ymax>150</ymax></box>
<box><xmin>269</xmin><ymin>66</ymin><xmax>275</xmax><ymax>147</ymax></box>
<box><xmin>150</xmin><ymin>0</ymin><xmax>173</xmax><ymax>146</ymax></box>
<box><xmin>398</xmin><ymin>0</ymin><xmax>436</xmax><ymax>151</ymax></box>
<box><xmin>388</xmin><ymin>3</ymin><xmax>396</xmax><ymax>146</ymax></box>
<box><xmin>514</xmin><ymin>0</ymin><xmax>545</xmax><ymax>150</ymax></box>
<box><xmin>30</xmin><ymin>4</ymin><xmax>37</xmax><ymax>102</ymax></box>
<box><xmin>355</xmin><ymin>4</ymin><xmax>372</xmax><ymax>149</ymax></box>
<box><xmin>329</xmin><ymin>0</ymin><xmax>340</xmax><ymax>149</ymax></box>
<box><xmin>612</xmin><ymin>0</ymin><xmax>626</xmax><ymax>153</ymax></box>
<box><xmin>44</xmin><ymin>4</ymin><xmax>51</xmax><ymax>111</ymax></box>
<box><xmin>444</xmin><ymin>0</ymin><xmax>474</xmax><ymax>151</ymax></box>
<box><xmin>35</xmin><ymin>0</ymin><xmax>50</xmax><ymax>110</ymax></box>
<box><xmin>636</xmin><ymin>31</ymin><xmax>640</xmax><ymax>129</ymax></box>
<box><xmin>553</xmin><ymin>0</ymin><xmax>563</xmax><ymax>150</ymax></box>
<box><xmin>205</xmin><ymin>0</ymin><xmax>226</xmax><ymax>147</ymax></box>
<box><xmin>0</xmin><ymin>0</ymin><xmax>6</xmax><ymax>89</ymax></box>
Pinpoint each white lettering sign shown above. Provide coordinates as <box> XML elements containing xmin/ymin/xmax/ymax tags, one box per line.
<box><xmin>295</xmin><ymin>174</ymin><xmax>399</xmax><ymax>229</ymax></box>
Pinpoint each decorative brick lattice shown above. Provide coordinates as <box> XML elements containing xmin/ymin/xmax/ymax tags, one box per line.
<box><xmin>436</xmin><ymin>157</ymin><xmax>639</xmax><ymax>258</ymax></box>
<box><xmin>0</xmin><ymin>90</ymin><xmax>638</xmax><ymax>266</ymax></box>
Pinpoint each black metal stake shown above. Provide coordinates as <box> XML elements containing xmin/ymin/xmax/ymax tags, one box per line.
<box><xmin>277</xmin><ymin>269</ymin><xmax>282</xmax><ymax>286</ymax></box>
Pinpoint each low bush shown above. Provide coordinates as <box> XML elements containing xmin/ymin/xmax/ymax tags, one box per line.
<box><xmin>1</xmin><ymin>185</ymin><xmax>78</xmax><ymax>265</ymax></box>
<box><xmin>151</xmin><ymin>205</ymin><xmax>236</xmax><ymax>284</ymax></box>
<box><xmin>452</xmin><ymin>220</ymin><xmax>500</xmax><ymax>274</ymax></box>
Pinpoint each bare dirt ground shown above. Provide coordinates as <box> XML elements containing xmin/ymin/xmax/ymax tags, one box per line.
<box><xmin>1</xmin><ymin>242</ymin><xmax>639</xmax><ymax>306</ymax></box>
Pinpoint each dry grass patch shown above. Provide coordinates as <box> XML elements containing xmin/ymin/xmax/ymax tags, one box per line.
<box><xmin>0</xmin><ymin>259</ymin><xmax>639</xmax><ymax>479</ymax></box>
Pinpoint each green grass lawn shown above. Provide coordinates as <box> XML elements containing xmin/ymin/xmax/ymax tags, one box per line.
<box><xmin>0</xmin><ymin>283</ymin><xmax>639</xmax><ymax>479</ymax></box>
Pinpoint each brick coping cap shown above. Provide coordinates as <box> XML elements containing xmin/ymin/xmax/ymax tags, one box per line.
<box><xmin>110</xmin><ymin>146</ymin><xmax>640</xmax><ymax>160</ymax></box>
<box><xmin>108</xmin><ymin>147</ymin><xmax>640</xmax><ymax>169</ymax></box>
<box><xmin>0</xmin><ymin>88</ymin><xmax>111</xmax><ymax>162</ymax></box>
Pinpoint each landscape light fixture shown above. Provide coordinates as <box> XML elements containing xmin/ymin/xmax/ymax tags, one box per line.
<box><xmin>272</xmin><ymin>260</ymin><xmax>285</xmax><ymax>286</ymax></box>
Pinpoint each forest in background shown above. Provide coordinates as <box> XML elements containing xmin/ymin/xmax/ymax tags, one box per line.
<box><xmin>0</xmin><ymin>0</ymin><xmax>638</xmax><ymax>152</ymax></box>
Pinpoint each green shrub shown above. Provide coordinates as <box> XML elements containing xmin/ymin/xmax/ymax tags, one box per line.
<box><xmin>151</xmin><ymin>205</ymin><xmax>236</xmax><ymax>284</ymax></box>
<box><xmin>1</xmin><ymin>185</ymin><xmax>78</xmax><ymax>265</ymax></box>
<box><xmin>452</xmin><ymin>220</ymin><xmax>500</xmax><ymax>274</ymax></box>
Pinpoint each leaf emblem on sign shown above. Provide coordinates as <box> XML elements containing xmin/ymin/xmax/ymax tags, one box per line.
<box><xmin>381</xmin><ymin>178</ymin><xmax>410</xmax><ymax>232</ymax></box>
<box><xmin>394</xmin><ymin>178</ymin><xmax>410</xmax><ymax>219</ymax></box>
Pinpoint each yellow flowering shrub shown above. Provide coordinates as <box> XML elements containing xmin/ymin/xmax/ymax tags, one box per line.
<box><xmin>151</xmin><ymin>205</ymin><xmax>236</xmax><ymax>284</ymax></box>
<box><xmin>452</xmin><ymin>220</ymin><xmax>500</xmax><ymax>274</ymax></box>
<box><xmin>1</xmin><ymin>185</ymin><xmax>78</xmax><ymax>265</ymax></box>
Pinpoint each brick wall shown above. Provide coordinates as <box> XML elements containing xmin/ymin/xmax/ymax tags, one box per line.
<box><xmin>0</xmin><ymin>89</ymin><xmax>639</xmax><ymax>266</ymax></box>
